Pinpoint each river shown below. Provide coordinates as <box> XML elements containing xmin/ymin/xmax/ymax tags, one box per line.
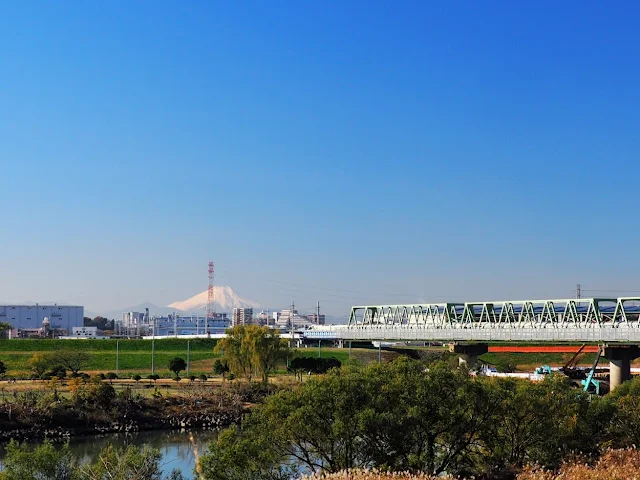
<box><xmin>0</xmin><ymin>429</ymin><xmax>219</xmax><ymax>479</ymax></box>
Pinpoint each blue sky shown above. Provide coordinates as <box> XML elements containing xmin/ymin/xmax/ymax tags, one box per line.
<box><xmin>1</xmin><ymin>2</ymin><xmax>639</xmax><ymax>317</ymax></box>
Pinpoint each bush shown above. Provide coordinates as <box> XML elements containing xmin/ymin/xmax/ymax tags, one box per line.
<box><xmin>47</xmin><ymin>365</ymin><xmax>66</xmax><ymax>379</ymax></box>
<box><xmin>199</xmin><ymin>374</ymin><xmax>207</xmax><ymax>382</ymax></box>
<box><xmin>87</xmin><ymin>381</ymin><xmax>116</xmax><ymax>407</ymax></box>
<box><xmin>290</xmin><ymin>356</ymin><xmax>342</xmax><ymax>375</ymax></box>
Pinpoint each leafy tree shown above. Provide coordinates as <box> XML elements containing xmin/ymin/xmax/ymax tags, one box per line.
<box><xmin>47</xmin><ymin>364</ymin><xmax>66</xmax><ymax>379</ymax></box>
<box><xmin>0</xmin><ymin>321</ymin><xmax>12</xmax><ymax>339</ymax></box>
<box><xmin>0</xmin><ymin>360</ymin><xmax>6</xmax><ymax>377</ymax></box>
<box><xmin>28</xmin><ymin>353</ymin><xmax>50</xmax><ymax>378</ymax></box>
<box><xmin>1</xmin><ymin>441</ymin><xmax>184</xmax><ymax>480</ymax></box>
<box><xmin>168</xmin><ymin>357</ymin><xmax>187</xmax><ymax>377</ymax></box>
<box><xmin>478</xmin><ymin>375</ymin><xmax>593</xmax><ymax>477</ymax></box>
<box><xmin>199</xmin><ymin>374</ymin><xmax>208</xmax><ymax>382</ymax></box>
<box><xmin>0</xmin><ymin>439</ymin><xmax>75</xmax><ymax>480</ymax></box>
<box><xmin>248</xmin><ymin>326</ymin><xmax>290</xmax><ymax>384</ymax></box>
<box><xmin>598</xmin><ymin>376</ymin><xmax>640</xmax><ymax>448</ymax></box>
<box><xmin>215</xmin><ymin>325</ymin><xmax>289</xmax><ymax>383</ymax></box>
<box><xmin>106</xmin><ymin>372</ymin><xmax>118</xmax><ymax>384</ymax></box>
<box><xmin>83</xmin><ymin>316</ymin><xmax>114</xmax><ymax>331</ymax></box>
<box><xmin>50</xmin><ymin>350</ymin><xmax>90</xmax><ymax>375</ymax></box>
<box><xmin>215</xmin><ymin>326</ymin><xmax>255</xmax><ymax>381</ymax></box>
<box><xmin>213</xmin><ymin>359</ymin><xmax>230</xmax><ymax>377</ymax></box>
<box><xmin>87</xmin><ymin>379</ymin><xmax>116</xmax><ymax>407</ymax></box>
<box><xmin>202</xmin><ymin>358</ymin><xmax>503</xmax><ymax>478</ymax></box>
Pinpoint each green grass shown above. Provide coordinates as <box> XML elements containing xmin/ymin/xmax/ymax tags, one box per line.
<box><xmin>293</xmin><ymin>347</ymin><xmax>352</xmax><ymax>364</ymax></box>
<box><xmin>0</xmin><ymin>338</ymin><xmax>218</xmax><ymax>352</ymax></box>
<box><xmin>0</xmin><ymin>338</ymin><xmax>219</xmax><ymax>376</ymax></box>
<box><xmin>480</xmin><ymin>352</ymin><xmax>599</xmax><ymax>369</ymax></box>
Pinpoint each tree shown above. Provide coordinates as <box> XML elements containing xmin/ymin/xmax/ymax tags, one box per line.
<box><xmin>248</xmin><ymin>326</ymin><xmax>289</xmax><ymax>384</ymax></box>
<box><xmin>213</xmin><ymin>359</ymin><xmax>230</xmax><ymax>377</ymax></box>
<box><xmin>1</xmin><ymin>441</ymin><xmax>184</xmax><ymax>480</ymax></box>
<box><xmin>0</xmin><ymin>321</ymin><xmax>12</xmax><ymax>339</ymax></box>
<box><xmin>478</xmin><ymin>375</ymin><xmax>593</xmax><ymax>477</ymax></box>
<box><xmin>76</xmin><ymin>444</ymin><xmax>184</xmax><ymax>480</ymax></box>
<box><xmin>1</xmin><ymin>439</ymin><xmax>75</xmax><ymax>480</ymax></box>
<box><xmin>28</xmin><ymin>352</ymin><xmax>50</xmax><ymax>378</ymax></box>
<box><xmin>50</xmin><ymin>350</ymin><xmax>90</xmax><ymax>375</ymax></box>
<box><xmin>215</xmin><ymin>326</ymin><xmax>255</xmax><ymax>381</ymax></box>
<box><xmin>0</xmin><ymin>360</ymin><xmax>6</xmax><ymax>378</ymax></box>
<box><xmin>168</xmin><ymin>357</ymin><xmax>187</xmax><ymax>377</ymax></box>
<box><xmin>215</xmin><ymin>325</ymin><xmax>289</xmax><ymax>383</ymax></box>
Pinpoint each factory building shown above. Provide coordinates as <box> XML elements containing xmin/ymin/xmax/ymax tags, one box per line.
<box><xmin>116</xmin><ymin>312</ymin><xmax>230</xmax><ymax>336</ymax></box>
<box><xmin>232</xmin><ymin>308</ymin><xmax>253</xmax><ymax>326</ymax></box>
<box><xmin>0</xmin><ymin>305</ymin><xmax>84</xmax><ymax>333</ymax></box>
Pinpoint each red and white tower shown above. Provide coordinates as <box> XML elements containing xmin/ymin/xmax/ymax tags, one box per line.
<box><xmin>206</xmin><ymin>262</ymin><xmax>215</xmax><ymax>333</ymax></box>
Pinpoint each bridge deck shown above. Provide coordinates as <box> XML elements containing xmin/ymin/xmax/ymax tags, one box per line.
<box><xmin>303</xmin><ymin>297</ymin><xmax>640</xmax><ymax>343</ymax></box>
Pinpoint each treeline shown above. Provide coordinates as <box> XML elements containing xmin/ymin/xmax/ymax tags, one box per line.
<box><xmin>201</xmin><ymin>357</ymin><xmax>640</xmax><ymax>480</ymax></box>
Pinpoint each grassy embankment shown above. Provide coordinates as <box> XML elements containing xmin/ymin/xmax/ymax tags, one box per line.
<box><xmin>0</xmin><ymin>339</ymin><xmax>624</xmax><ymax>377</ymax></box>
<box><xmin>0</xmin><ymin>340</ymin><xmax>357</xmax><ymax>377</ymax></box>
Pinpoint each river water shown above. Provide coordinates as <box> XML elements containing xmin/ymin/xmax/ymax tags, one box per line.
<box><xmin>0</xmin><ymin>429</ymin><xmax>219</xmax><ymax>479</ymax></box>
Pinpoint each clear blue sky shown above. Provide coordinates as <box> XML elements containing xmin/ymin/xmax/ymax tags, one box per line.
<box><xmin>1</xmin><ymin>2</ymin><xmax>639</xmax><ymax>318</ymax></box>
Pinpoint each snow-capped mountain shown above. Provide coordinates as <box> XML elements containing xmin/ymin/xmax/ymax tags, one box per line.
<box><xmin>167</xmin><ymin>286</ymin><xmax>260</xmax><ymax>313</ymax></box>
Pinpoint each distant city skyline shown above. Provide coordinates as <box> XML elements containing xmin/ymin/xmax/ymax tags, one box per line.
<box><xmin>2</xmin><ymin>2</ymin><xmax>640</xmax><ymax>317</ymax></box>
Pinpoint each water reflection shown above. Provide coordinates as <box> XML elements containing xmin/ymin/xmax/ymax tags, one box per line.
<box><xmin>0</xmin><ymin>429</ymin><xmax>219</xmax><ymax>479</ymax></box>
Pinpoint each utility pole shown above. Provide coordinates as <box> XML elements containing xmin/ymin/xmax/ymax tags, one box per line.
<box><xmin>187</xmin><ymin>340</ymin><xmax>191</xmax><ymax>377</ymax></box>
<box><xmin>318</xmin><ymin>340</ymin><xmax>321</xmax><ymax>358</ymax></box>
<box><xmin>378</xmin><ymin>342</ymin><xmax>382</xmax><ymax>364</ymax></box>
<box><xmin>576</xmin><ymin>284</ymin><xmax>582</xmax><ymax>299</ymax></box>
<box><xmin>116</xmin><ymin>340</ymin><xmax>120</xmax><ymax>375</ymax></box>
<box><xmin>290</xmin><ymin>300</ymin><xmax>295</xmax><ymax>344</ymax></box>
<box><xmin>151</xmin><ymin>337</ymin><xmax>155</xmax><ymax>374</ymax></box>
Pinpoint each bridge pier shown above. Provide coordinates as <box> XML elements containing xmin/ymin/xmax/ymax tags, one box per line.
<box><xmin>604</xmin><ymin>345</ymin><xmax>640</xmax><ymax>391</ymax></box>
<box><xmin>450</xmin><ymin>343</ymin><xmax>488</xmax><ymax>370</ymax></box>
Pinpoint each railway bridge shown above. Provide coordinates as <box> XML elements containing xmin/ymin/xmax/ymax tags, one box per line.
<box><xmin>303</xmin><ymin>297</ymin><xmax>640</xmax><ymax>390</ymax></box>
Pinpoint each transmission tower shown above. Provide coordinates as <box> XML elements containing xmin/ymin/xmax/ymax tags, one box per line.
<box><xmin>206</xmin><ymin>261</ymin><xmax>215</xmax><ymax>334</ymax></box>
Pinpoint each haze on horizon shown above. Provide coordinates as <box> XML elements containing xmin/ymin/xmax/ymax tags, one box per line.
<box><xmin>2</xmin><ymin>2</ymin><xmax>640</xmax><ymax>319</ymax></box>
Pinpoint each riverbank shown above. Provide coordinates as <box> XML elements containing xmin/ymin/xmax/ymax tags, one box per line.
<box><xmin>0</xmin><ymin>379</ymin><xmax>253</xmax><ymax>442</ymax></box>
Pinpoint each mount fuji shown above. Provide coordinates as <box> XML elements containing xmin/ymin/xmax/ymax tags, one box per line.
<box><xmin>167</xmin><ymin>286</ymin><xmax>260</xmax><ymax>313</ymax></box>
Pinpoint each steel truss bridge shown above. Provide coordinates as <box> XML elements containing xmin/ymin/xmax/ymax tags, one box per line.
<box><xmin>304</xmin><ymin>297</ymin><xmax>640</xmax><ymax>343</ymax></box>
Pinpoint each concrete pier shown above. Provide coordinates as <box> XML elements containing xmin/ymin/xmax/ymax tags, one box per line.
<box><xmin>450</xmin><ymin>343</ymin><xmax>489</xmax><ymax>370</ymax></box>
<box><xmin>604</xmin><ymin>345</ymin><xmax>640</xmax><ymax>391</ymax></box>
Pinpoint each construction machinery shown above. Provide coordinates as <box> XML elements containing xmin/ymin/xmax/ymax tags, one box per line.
<box><xmin>581</xmin><ymin>345</ymin><xmax>606</xmax><ymax>395</ymax></box>
<box><xmin>559</xmin><ymin>344</ymin><xmax>587</xmax><ymax>379</ymax></box>
<box><xmin>534</xmin><ymin>365</ymin><xmax>552</xmax><ymax>375</ymax></box>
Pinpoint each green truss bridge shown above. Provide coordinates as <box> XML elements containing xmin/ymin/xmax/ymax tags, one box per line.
<box><xmin>302</xmin><ymin>297</ymin><xmax>640</xmax><ymax>390</ymax></box>
<box><xmin>304</xmin><ymin>297</ymin><xmax>640</xmax><ymax>343</ymax></box>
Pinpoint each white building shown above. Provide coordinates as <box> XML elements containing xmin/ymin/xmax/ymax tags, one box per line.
<box><xmin>0</xmin><ymin>305</ymin><xmax>84</xmax><ymax>332</ymax></box>
<box><xmin>232</xmin><ymin>308</ymin><xmax>253</xmax><ymax>326</ymax></box>
<box><xmin>71</xmin><ymin>326</ymin><xmax>100</xmax><ymax>338</ymax></box>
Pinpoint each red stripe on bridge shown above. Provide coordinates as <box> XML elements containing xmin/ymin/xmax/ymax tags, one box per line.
<box><xmin>488</xmin><ymin>346</ymin><xmax>599</xmax><ymax>353</ymax></box>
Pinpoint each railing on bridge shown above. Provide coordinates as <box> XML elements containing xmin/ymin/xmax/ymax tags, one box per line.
<box><xmin>303</xmin><ymin>297</ymin><xmax>640</xmax><ymax>343</ymax></box>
